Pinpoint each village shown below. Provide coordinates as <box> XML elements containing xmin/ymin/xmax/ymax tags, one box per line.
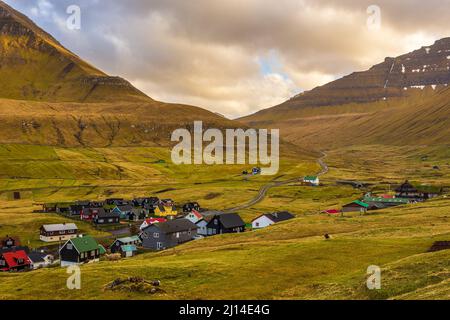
<box><xmin>0</xmin><ymin>176</ymin><xmax>444</xmax><ymax>272</ymax></box>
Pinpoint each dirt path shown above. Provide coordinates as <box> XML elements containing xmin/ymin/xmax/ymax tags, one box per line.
<box><xmin>224</xmin><ymin>152</ymin><xmax>329</xmax><ymax>212</ymax></box>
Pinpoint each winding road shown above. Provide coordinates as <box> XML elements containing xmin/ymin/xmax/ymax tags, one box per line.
<box><xmin>224</xmin><ymin>152</ymin><xmax>329</xmax><ymax>212</ymax></box>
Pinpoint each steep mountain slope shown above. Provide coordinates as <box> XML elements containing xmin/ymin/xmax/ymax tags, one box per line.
<box><xmin>242</xmin><ymin>37</ymin><xmax>450</xmax><ymax>123</ymax></box>
<box><xmin>259</xmin><ymin>86</ymin><xmax>450</xmax><ymax>149</ymax></box>
<box><xmin>240</xmin><ymin>38</ymin><xmax>450</xmax><ymax>149</ymax></box>
<box><xmin>0</xmin><ymin>1</ymin><xmax>149</xmax><ymax>102</ymax></box>
<box><xmin>0</xmin><ymin>1</ymin><xmax>264</xmax><ymax>148</ymax></box>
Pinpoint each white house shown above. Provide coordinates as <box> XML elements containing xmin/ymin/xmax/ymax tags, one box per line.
<box><xmin>39</xmin><ymin>223</ymin><xmax>78</xmax><ymax>242</ymax></box>
<box><xmin>195</xmin><ymin>219</ymin><xmax>208</xmax><ymax>236</ymax></box>
<box><xmin>28</xmin><ymin>252</ymin><xmax>55</xmax><ymax>269</ymax></box>
<box><xmin>185</xmin><ymin>210</ymin><xmax>203</xmax><ymax>224</ymax></box>
<box><xmin>303</xmin><ymin>176</ymin><xmax>320</xmax><ymax>186</ymax></box>
<box><xmin>252</xmin><ymin>212</ymin><xmax>295</xmax><ymax>229</ymax></box>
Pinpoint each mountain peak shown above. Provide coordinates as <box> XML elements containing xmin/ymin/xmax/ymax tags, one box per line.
<box><xmin>0</xmin><ymin>0</ymin><xmax>150</xmax><ymax>103</ymax></box>
<box><xmin>241</xmin><ymin>36</ymin><xmax>450</xmax><ymax>121</ymax></box>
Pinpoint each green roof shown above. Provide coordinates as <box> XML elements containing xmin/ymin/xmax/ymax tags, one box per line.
<box><xmin>70</xmin><ymin>236</ymin><xmax>99</xmax><ymax>253</ymax></box>
<box><xmin>117</xmin><ymin>236</ymin><xmax>140</xmax><ymax>243</ymax></box>
<box><xmin>98</xmin><ymin>244</ymin><xmax>107</xmax><ymax>255</ymax></box>
<box><xmin>353</xmin><ymin>200</ymin><xmax>370</xmax><ymax>208</ymax></box>
<box><xmin>364</xmin><ymin>196</ymin><xmax>410</xmax><ymax>204</ymax></box>
<box><xmin>304</xmin><ymin>176</ymin><xmax>318</xmax><ymax>181</ymax></box>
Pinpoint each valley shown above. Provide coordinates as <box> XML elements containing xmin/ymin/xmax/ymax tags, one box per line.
<box><xmin>0</xmin><ymin>0</ymin><xmax>449</xmax><ymax>301</ymax></box>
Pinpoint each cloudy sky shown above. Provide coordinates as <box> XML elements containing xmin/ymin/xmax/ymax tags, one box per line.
<box><xmin>4</xmin><ymin>0</ymin><xmax>450</xmax><ymax>118</ymax></box>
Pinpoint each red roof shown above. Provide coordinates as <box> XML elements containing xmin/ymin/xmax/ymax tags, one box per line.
<box><xmin>2</xmin><ymin>250</ymin><xmax>31</xmax><ymax>269</ymax></box>
<box><xmin>323</xmin><ymin>209</ymin><xmax>341</xmax><ymax>215</ymax></box>
<box><xmin>145</xmin><ymin>218</ymin><xmax>167</xmax><ymax>224</ymax></box>
<box><xmin>381</xmin><ymin>194</ymin><xmax>395</xmax><ymax>199</ymax></box>
<box><xmin>191</xmin><ymin>210</ymin><xmax>203</xmax><ymax>219</ymax></box>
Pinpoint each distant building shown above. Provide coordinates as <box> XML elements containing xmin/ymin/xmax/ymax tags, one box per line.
<box><xmin>93</xmin><ymin>210</ymin><xmax>120</xmax><ymax>225</ymax></box>
<box><xmin>206</xmin><ymin>213</ymin><xmax>246</xmax><ymax>235</ymax></box>
<box><xmin>81</xmin><ymin>207</ymin><xmax>105</xmax><ymax>221</ymax></box>
<box><xmin>154</xmin><ymin>201</ymin><xmax>178</xmax><ymax>217</ymax></box>
<box><xmin>342</xmin><ymin>200</ymin><xmax>369</xmax><ymax>213</ymax></box>
<box><xmin>40</xmin><ymin>223</ymin><xmax>79</xmax><ymax>242</ymax></box>
<box><xmin>252</xmin><ymin>211</ymin><xmax>295</xmax><ymax>229</ymax></box>
<box><xmin>140</xmin><ymin>219</ymin><xmax>197</xmax><ymax>251</ymax></box>
<box><xmin>184</xmin><ymin>210</ymin><xmax>204</xmax><ymax>224</ymax></box>
<box><xmin>140</xmin><ymin>218</ymin><xmax>167</xmax><ymax>230</ymax></box>
<box><xmin>1</xmin><ymin>235</ymin><xmax>21</xmax><ymax>248</ymax></box>
<box><xmin>395</xmin><ymin>181</ymin><xmax>442</xmax><ymax>201</ymax></box>
<box><xmin>183</xmin><ymin>202</ymin><xmax>201</xmax><ymax>213</ymax></box>
<box><xmin>111</xmin><ymin>205</ymin><xmax>134</xmax><ymax>219</ymax></box>
<box><xmin>28</xmin><ymin>251</ymin><xmax>54</xmax><ymax>269</ymax></box>
<box><xmin>303</xmin><ymin>176</ymin><xmax>320</xmax><ymax>186</ymax></box>
<box><xmin>110</xmin><ymin>236</ymin><xmax>141</xmax><ymax>255</ymax></box>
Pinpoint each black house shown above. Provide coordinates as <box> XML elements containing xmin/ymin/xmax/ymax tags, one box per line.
<box><xmin>140</xmin><ymin>219</ymin><xmax>197</xmax><ymax>251</ymax></box>
<box><xmin>183</xmin><ymin>202</ymin><xmax>201</xmax><ymax>213</ymax></box>
<box><xmin>206</xmin><ymin>213</ymin><xmax>246</xmax><ymax>236</ymax></box>
<box><xmin>94</xmin><ymin>211</ymin><xmax>120</xmax><ymax>225</ymax></box>
<box><xmin>59</xmin><ymin>235</ymin><xmax>101</xmax><ymax>267</ymax></box>
<box><xmin>395</xmin><ymin>180</ymin><xmax>442</xmax><ymax>201</ymax></box>
<box><xmin>1</xmin><ymin>236</ymin><xmax>20</xmax><ymax>249</ymax></box>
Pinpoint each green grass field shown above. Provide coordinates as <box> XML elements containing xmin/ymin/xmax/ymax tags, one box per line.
<box><xmin>0</xmin><ymin>143</ymin><xmax>448</xmax><ymax>300</ymax></box>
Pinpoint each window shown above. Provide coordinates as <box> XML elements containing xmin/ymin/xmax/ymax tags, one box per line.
<box><xmin>256</xmin><ymin>222</ymin><xmax>260</xmax><ymax>227</ymax></box>
<box><xmin>91</xmin><ymin>250</ymin><xmax>96</xmax><ymax>256</ymax></box>
<box><xmin>108</xmin><ymin>219</ymin><xmax>113</xmax><ymax>223</ymax></box>
<box><xmin>98</xmin><ymin>219</ymin><xmax>104</xmax><ymax>223</ymax></box>
<box><xmin>214</xmin><ymin>219</ymin><xmax>218</xmax><ymax>225</ymax></box>
<box><xmin>153</xmin><ymin>233</ymin><xmax>160</xmax><ymax>238</ymax></box>
<box><xmin>0</xmin><ymin>260</ymin><xmax>5</xmax><ymax>266</ymax></box>
<box><xmin>176</xmin><ymin>232</ymin><xmax>180</xmax><ymax>238</ymax></box>
<box><xmin>67</xmin><ymin>243</ymin><xmax>73</xmax><ymax>250</ymax></box>
<box><xmin>157</xmin><ymin>242</ymin><xmax>163</xmax><ymax>249</ymax></box>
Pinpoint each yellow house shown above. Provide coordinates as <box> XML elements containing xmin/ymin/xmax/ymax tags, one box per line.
<box><xmin>154</xmin><ymin>204</ymin><xmax>178</xmax><ymax>217</ymax></box>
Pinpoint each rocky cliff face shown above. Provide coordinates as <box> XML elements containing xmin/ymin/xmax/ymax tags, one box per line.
<box><xmin>0</xmin><ymin>1</ymin><xmax>149</xmax><ymax>103</ymax></box>
<box><xmin>244</xmin><ymin>37</ymin><xmax>450</xmax><ymax>120</ymax></box>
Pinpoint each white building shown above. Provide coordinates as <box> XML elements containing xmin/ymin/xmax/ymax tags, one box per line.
<box><xmin>252</xmin><ymin>212</ymin><xmax>295</xmax><ymax>229</ymax></box>
<box><xmin>39</xmin><ymin>223</ymin><xmax>78</xmax><ymax>242</ymax></box>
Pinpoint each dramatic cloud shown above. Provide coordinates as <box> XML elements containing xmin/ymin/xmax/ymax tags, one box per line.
<box><xmin>4</xmin><ymin>0</ymin><xmax>450</xmax><ymax>118</ymax></box>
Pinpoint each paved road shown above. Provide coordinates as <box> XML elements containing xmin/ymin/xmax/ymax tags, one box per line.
<box><xmin>224</xmin><ymin>152</ymin><xmax>329</xmax><ymax>213</ymax></box>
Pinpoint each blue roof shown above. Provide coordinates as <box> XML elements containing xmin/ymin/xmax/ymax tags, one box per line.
<box><xmin>121</xmin><ymin>245</ymin><xmax>137</xmax><ymax>252</ymax></box>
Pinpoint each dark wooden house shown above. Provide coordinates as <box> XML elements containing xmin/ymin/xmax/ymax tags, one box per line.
<box><xmin>93</xmin><ymin>210</ymin><xmax>120</xmax><ymax>225</ymax></box>
<box><xmin>140</xmin><ymin>219</ymin><xmax>197</xmax><ymax>251</ymax></box>
<box><xmin>395</xmin><ymin>180</ymin><xmax>442</xmax><ymax>201</ymax></box>
<box><xmin>183</xmin><ymin>202</ymin><xmax>201</xmax><ymax>213</ymax></box>
<box><xmin>59</xmin><ymin>235</ymin><xmax>101</xmax><ymax>267</ymax></box>
<box><xmin>1</xmin><ymin>235</ymin><xmax>21</xmax><ymax>249</ymax></box>
<box><xmin>206</xmin><ymin>213</ymin><xmax>246</xmax><ymax>235</ymax></box>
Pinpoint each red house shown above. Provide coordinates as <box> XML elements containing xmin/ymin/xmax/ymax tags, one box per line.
<box><xmin>0</xmin><ymin>250</ymin><xmax>31</xmax><ymax>272</ymax></box>
<box><xmin>81</xmin><ymin>207</ymin><xmax>105</xmax><ymax>221</ymax></box>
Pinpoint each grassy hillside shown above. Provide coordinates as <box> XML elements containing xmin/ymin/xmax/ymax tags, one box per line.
<box><xmin>240</xmin><ymin>86</ymin><xmax>450</xmax><ymax>149</ymax></box>
<box><xmin>0</xmin><ymin>197</ymin><xmax>448</xmax><ymax>300</ymax></box>
<box><xmin>0</xmin><ymin>144</ymin><xmax>448</xmax><ymax>300</ymax></box>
